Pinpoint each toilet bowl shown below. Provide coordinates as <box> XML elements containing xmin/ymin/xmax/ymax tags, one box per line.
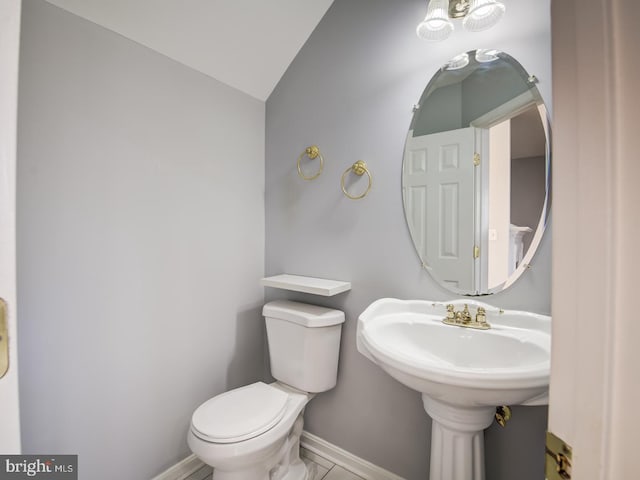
<box><xmin>188</xmin><ymin>300</ymin><xmax>345</xmax><ymax>480</ymax></box>
<box><xmin>188</xmin><ymin>382</ymin><xmax>311</xmax><ymax>480</ymax></box>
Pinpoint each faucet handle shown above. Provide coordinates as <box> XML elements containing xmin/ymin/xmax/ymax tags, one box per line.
<box><xmin>445</xmin><ymin>304</ymin><xmax>455</xmax><ymax>320</ymax></box>
<box><xmin>462</xmin><ymin>304</ymin><xmax>471</xmax><ymax>322</ymax></box>
<box><xmin>476</xmin><ymin>307</ymin><xmax>487</xmax><ymax>324</ymax></box>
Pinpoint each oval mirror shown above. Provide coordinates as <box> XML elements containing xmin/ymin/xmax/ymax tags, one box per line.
<box><xmin>402</xmin><ymin>50</ymin><xmax>550</xmax><ymax>295</ymax></box>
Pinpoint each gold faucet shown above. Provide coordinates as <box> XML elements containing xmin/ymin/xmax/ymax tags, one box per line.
<box><xmin>443</xmin><ymin>304</ymin><xmax>491</xmax><ymax>330</ymax></box>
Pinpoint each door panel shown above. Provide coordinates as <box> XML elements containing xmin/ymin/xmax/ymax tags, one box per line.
<box><xmin>404</xmin><ymin>127</ymin><xmax>476</xmax><ymax>292</ymax></box>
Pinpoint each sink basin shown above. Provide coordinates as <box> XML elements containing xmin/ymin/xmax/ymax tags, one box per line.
<box><xmin>357</xmin><ymin>298</ymin><xmax>551</xmax><ymax>480</ymax></box>
<box><xmin>357</xmin><ymin>298</ymin><xmax>550</xmax><ymax>407</ymax></box>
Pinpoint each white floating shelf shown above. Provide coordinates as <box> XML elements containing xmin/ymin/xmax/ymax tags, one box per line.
<box><xmin>261</xmin><ymin>274</ymin><xmax>351</xmax><ymax>297</ymax></box>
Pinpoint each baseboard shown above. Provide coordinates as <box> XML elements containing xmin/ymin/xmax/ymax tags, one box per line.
<box><xmin>150</xmin><ymin>454</ymin><xmax>205</xmax><ymax>480</ymax></box>
<box><xmin>300</xmin><ymin>430</ymin><xmax>406</xmax><ymax>480</ymax></box>
<box><xmin>152</xmin><ymin>432</ymin><xmax>406</xmax><ymax>480</ymax></box>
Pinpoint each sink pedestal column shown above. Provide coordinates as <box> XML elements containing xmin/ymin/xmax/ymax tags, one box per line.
<box><xmin>422</xmin><ymin>395</ymin><xmax>495</xmax><ymax>480</ymax></box>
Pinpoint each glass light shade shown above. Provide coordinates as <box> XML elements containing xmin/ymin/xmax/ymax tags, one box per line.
<box><xmin>444</xmin><ymin>52</ymin><xmax>470</xmax><ymax>70</ymax></box>
<box><xmin>475</xmin><ymin>48</ymin><xmax>501</xmax><ymax>62</ymax></box>
<box><xmin>462</xmin><ymin>0</ymin><xmax>505</xmax><ymax>32</ymax></box>
<box><xmin>416</xmin><ymin>0</ymin><xmax>454</xmax><ymax>41</ymax></box>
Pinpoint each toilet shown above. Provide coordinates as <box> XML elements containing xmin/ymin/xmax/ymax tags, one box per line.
<box><xmin>188</xmin><ymin>300</ymin><xmax>345</xmax><ymax>480</ymax></box>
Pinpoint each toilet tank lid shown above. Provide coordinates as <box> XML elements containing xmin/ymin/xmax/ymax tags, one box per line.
<box><xmin>263</xmin><ymin>300</ymin><xmax>345</xmax><ymax>327</ymax></box>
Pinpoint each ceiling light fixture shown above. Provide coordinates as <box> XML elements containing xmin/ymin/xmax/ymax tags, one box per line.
<box><xmin>417</xmin><ymin>0</ymin><xmax>506</xmax><ymax>42</ymax></box>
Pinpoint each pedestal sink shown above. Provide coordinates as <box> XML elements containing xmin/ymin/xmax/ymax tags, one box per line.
<box><xmin>356</xmin><ymin>298</ymin><xmax>550</xmax><ymax>480</ymax></box>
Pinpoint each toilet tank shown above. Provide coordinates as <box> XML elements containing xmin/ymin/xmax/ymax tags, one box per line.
<box><xmin>263</xmin><ymin>300</ymin><xmax>345</xmax><ymax>393</ymax></box>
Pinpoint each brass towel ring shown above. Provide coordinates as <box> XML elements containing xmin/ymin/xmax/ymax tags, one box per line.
<box><xmin>297</xmin><ymin>145</ymin><xmax>324</xmax><ymax>180</ymax></box>
<box><xmin>341</xmin><ymin>160</ymin><xmax>372</xmax><ymax>200</ymax></box>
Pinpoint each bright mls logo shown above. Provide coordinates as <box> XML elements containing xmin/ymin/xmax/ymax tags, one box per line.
<box><xmin>0</xmin><ymin>455</ymin><xmax>77</xmax><ymax>480</ymax></box>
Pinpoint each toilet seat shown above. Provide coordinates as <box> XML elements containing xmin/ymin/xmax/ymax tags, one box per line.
<box><xmin>191</xmin><ymin>382</ymin><xmax>289</xmax><ymax>444</ymax></box>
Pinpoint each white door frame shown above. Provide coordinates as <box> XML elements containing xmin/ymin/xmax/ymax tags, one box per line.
<box><xmin>550</xmin><ymin>0</ymin><xmax>640</xmax><ymax>477</ymax></box>
<box><xmin>0</xmin><ymin>0</ymin><xmax>22</xmax><ymax>453</ymax></box>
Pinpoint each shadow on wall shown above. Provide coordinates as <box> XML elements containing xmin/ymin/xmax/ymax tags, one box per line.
<box><xmin>226</xmin><ymin>305</ymin><xmax>268</xmax><ymax>390</ymax></box>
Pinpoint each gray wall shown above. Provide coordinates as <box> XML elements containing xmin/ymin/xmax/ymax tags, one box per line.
<box><xmin>413</xmin><ymin>83</ymin><xmax>462</xmax><ymax>136</ymax></box>
<box><xmin>512</xmin><ymin>156</ymin><xmax>546</xmax><ymax>253</ymax></box>
<box><xmin>460</xmin><ymin>65</ymin><xmax>532</xmax><ymax>126</ymax></box>
<box><xmin>17</xmin><ymin>1</ymin><xmax>265</xmax><ymax>478</ymax></box>
<box><xmin>265</xmin><ymin>1</ymin><xmax>551</xmax><ymax>479</ymax></box>
<box><xmin>413</xmin><ymin>57</ymin><xmax>535</xmax><ymax>136</ymax></box>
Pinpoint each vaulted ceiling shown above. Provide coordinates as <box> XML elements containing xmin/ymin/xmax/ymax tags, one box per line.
<box><xmin>44</xmin><ymin>0</ymin><xmax>335</xmax><ymax>101</ymax></box>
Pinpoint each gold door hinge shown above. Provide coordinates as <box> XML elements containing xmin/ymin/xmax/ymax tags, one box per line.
<box><xmin>473</xmin><ymin>153</ymin><xmax>480</xmax><ymax>166</ymax></box>
<box><xmin>473</xmin><ymin>245</ymin><xmax>480</xmax><ymax>259</ymax></box>
<box><xmin>545</xmin><ymin>431</ymin><xmax>572</xmax><ymax>480</ymax></box>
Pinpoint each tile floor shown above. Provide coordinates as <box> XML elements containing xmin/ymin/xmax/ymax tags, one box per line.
<box><xmin>184</xmin><ymin>447</ymin><xmax>364</xmax><ymax>480</ymax></box>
